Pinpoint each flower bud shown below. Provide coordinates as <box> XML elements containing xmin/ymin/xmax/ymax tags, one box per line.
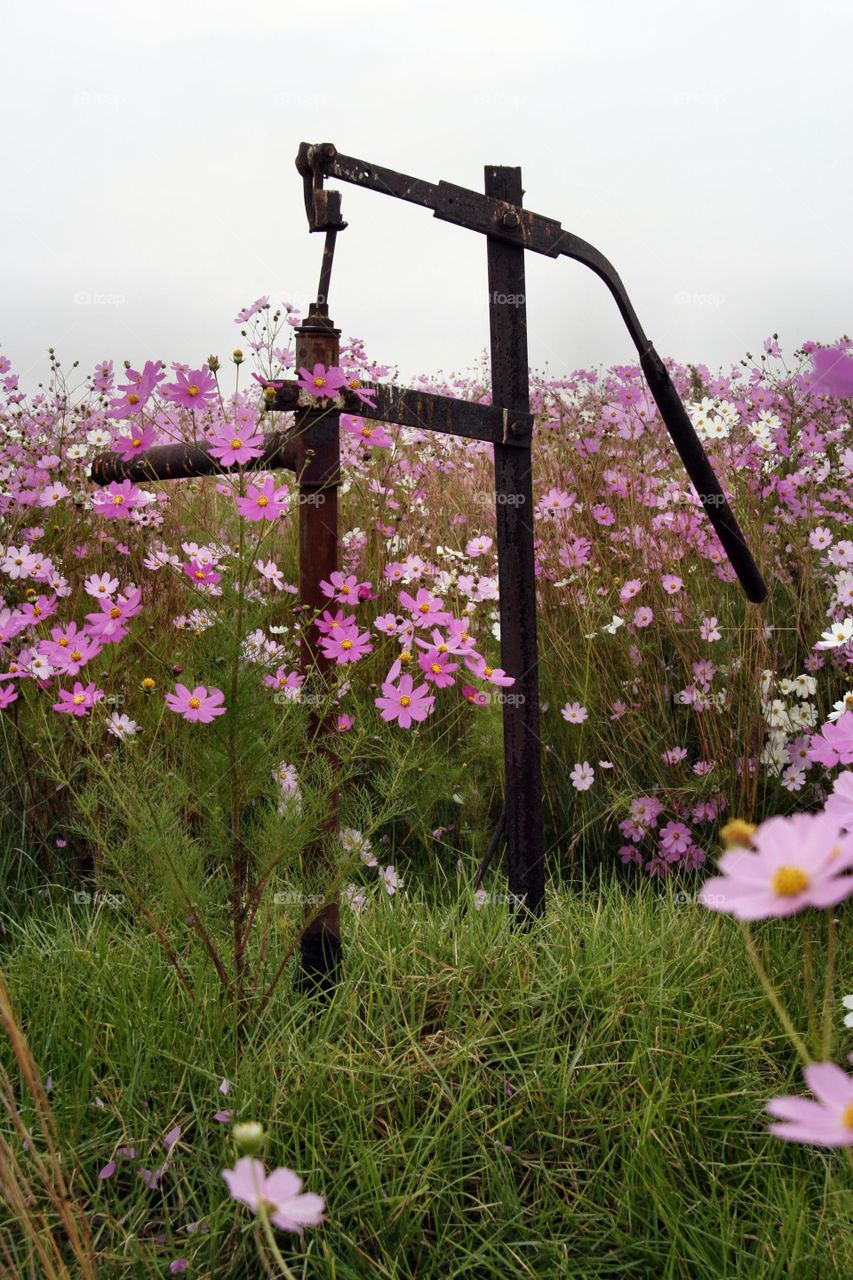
<box><xmin>207</xmin><ymin>355</ymin><xmax>221</xmax><ymax>373</ymax></box>
<box><xmin>720</xmin><ymin>818</ymin><xmax>757</xmax><ymax>849</ymax></box>
<box><xmin>232</xmin><ymin>349</ymin><xmax>244</xmax><ymax>365</ymax></box>
<box><xmin>233</xmin><ymin>1121</ymin><xmax>265</xmax><ymax>1155</ymax></box>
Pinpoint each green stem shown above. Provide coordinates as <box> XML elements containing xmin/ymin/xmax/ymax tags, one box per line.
<box><xmin>739</xmin><ymin>921</ymin><xmax>811</xmax><ymax>1066</ymax></box>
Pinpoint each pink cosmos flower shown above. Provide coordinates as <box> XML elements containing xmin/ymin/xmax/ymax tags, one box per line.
<box><xmin>418</xmin><ymin>649</ymin><xmax>458</xmax><ymax>688</ymax></box>
<box><xmin>165</xmin><ymin>683</ymin><xmax>227</xmax><ymax>723</ymax></box>
<box><xmin>337</xmin><ymin>714</ymin><xmax>355</xmax><ymax>732</ymax></box>
<box><xmin>42</xmin><ymin>632</ymin><xmax>102</xmax><ymax>676</ymax></box>
<box><xmin>375</xmin><ymin>673</ymin><xmax>435</xmax><ymax>728</ymax></box>
<box><xmin>207</xmin><ymin>425</ymin><xmax>266</xmax><ymax>468</ymax></box>
<box><xmin>341</xmin><ymin>375</ymin><xmax>378</xmax><ymax>408</ymax></box>
<box><xmin>464</xmin><ymin>655</ymin><xmax>515</xmax><ymax>686</ymax></box>
<box><xmin>84</xmin><ymin>572</ymin><xmax>119</xmax><ymax>599</ymax></box>
<box><xmin>570</xmin><ymin>761</ymin><xmax>595</xmax><ymax>791</ymax></box>
<box><xmin>399</xmin><ymin>588</ymin><xmax>450</xmax><ymax>627</ymax></box>
<box><xmin>633</xmin><ymin>606</ymin><xmax>654</xmax><ymax>628</ymax></box>
<box><xmin>698</xmin><ymin>812</ymin><xmax>853</xmax><ymax>919</ymax></box>
<box><xmin>342</xmin><ymin>414</ymin><xmax>393</xmax><ymax>447</ymax></box>
<box><xmin>222</xmin><ymin>1157</ymin><xmax>324</xmax><ymax>1233</ymax></box>
<box><xmin>162</xmin><ymin>366</ymin><xmax>218</xmax><ymax>411</ymax></box>
<box><xmin>766</xmin><ymin>1062</ymin><xmax>853</xmax><ymax>1147</ymax></box>
<box><xmin>466</xmin><ymin>536</ymin><xmax>493</xmax><ymax>558</ymax></box>
<box><xmin>824</xmin><ymin>771</ymin><xmax>853</xmax><ymax>830</ymax></box>
<box><xmin>0</xmin><ymin>681</ymin><xmax>18</xmax><ymax>709</ymax></box>
<box><xmin>234</xmin><ymin>296</ymin><xmax>269</xmax><ymax>323</ymax></box>
<box><xmin>561</xmin><ymin>701</ymin><xmax>587</xmax><ymax>723</ymax></box>
<box><xmin>106</xmin><ymin>360</ymin><xmax>164</xmax><ymax>418</ymax></box>
<box><xmin>319</xmin><ymin>627</ymin><xmax>374</xmax><ymax>664</ymax></box>
<box><xmin>183</xmin><ymin>559</ymin><xmax>221</xmax><ymax>587</ymax></box>
<box><xmin>809</xmin><ymin>348</ymin><xmax>853</xmax><ymax>398</ymax></box>
<box><xmin>234</xmin><ymin>476</ymin><xmax>289</xmax><ymax>521</ymax></box>
<box><xmin>320</xmin><ymin>571</ymin><xmax>371</xmax><ymax>604</ymax></box>
<box><xmin>661</xmin><ymin>574</ymin><xmax>683</xmax><ymax>594</ymax></box>
<box><xmin>93</xmin><ymin>480</ymin><xmax>146</xmax><ymax>520</ymax></box>
<box><xmin>85</xmin><ymin>587</ymin><xmax>143</xmax><ymax>644</ymax></box>
<box><xmin>53</xmin><ymin>681</ymin><xmax>104</xmax><ymax>717</ymax></box>
<box><xmin>112</xmin><ymin>425</ymin><xmax>156</xmax><ymax>460</ymax></box>
<box><xmin>314</xmin><ymin>609</ymin><xmax>356</xmax><ymax>637</ymax></box>
<box><xmin>809</xmin><ymin>716</ymin><xmax>853</xmax><ymax>768</ymax></box>
<box><xmin>296</xmin><ymin>363</ymin><xmax>347</xmax><ymax>399</ymax></box>
<box><xmin>461</xmin><ymin>684</ymin><xmax>489</xmax><ymax>707</ymax></box>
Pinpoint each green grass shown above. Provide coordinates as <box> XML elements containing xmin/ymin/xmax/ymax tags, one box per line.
<box><xmin>1</xmin><ymin>870</ymin><xmax>850</xmax><ymax>1279</ymax></box>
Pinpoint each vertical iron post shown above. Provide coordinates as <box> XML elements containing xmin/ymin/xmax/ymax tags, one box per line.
<box><xmin>485</xmin><ymin>165</ymin><xmax>546</xmax><ymax>917</ymax></box>
<box><xmin>293</xmin><ymin>303</ymin><xmax>343</xmax><ymax>989</ymax></box>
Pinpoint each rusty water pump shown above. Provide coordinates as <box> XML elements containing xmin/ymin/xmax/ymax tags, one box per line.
<box><xmin>92</xmin><ymin>142</ymin><xmax>768</xmax><ymax>987</ymax></box>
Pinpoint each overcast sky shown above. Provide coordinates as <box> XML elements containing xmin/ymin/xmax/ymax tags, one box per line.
<box><xmin>2</xmin><ymin>0</ymin><xmax>850</xmax><ymax>392</ymax></box>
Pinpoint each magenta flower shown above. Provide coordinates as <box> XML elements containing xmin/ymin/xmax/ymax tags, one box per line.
<box><xmin>93</xmin><ymin>479</ymin><xmax>146</xmax><ymax>520</ymax></box>
<box><xmin>85</xmin><ymin>587</ymin><xmax>143</xmax><ymax>645</ymax></box>
<box><xmin>320</xmin><ymin>571</ymin><xmax>371</xmax><ymax>604</ymax></box>
<box><xmin>810</xmin><ymin>347</ymin><xmax>853</xmax><ymax>398</ymax></box>
<box><xmin>52</xmin><ymin>681</ymin><xmax>104</xmax><ymax>717</ymax></box>
<box><xmin>418</xmin><ymin>649</ymin><xmax>458</xmax><ymax>688</ymax></box>
<box><xmin>809</xmin><ymin>717</ymin><xmax>853</xmax><ymax>768</ymax></box>
<box><xmin>375</xmin><ymin>673</ymin><xmax>435</xmax><ymax>728</ymax></box>
<box><xmin>234</xmin><ymin>476</ymin><xmax>289</xmax><ymax>521</ymax></box>
<box><xmin>766</xmin><ymin>1062</ymin><xmax>853</xmax><ymax>1147</ymax></box>
<box><xmin>824</xmin><ymin>771</ymin><xmax>853</xmax><ymax>830</ymax></box>
<box><xmin>319</xmin><ymin>626</ymin><xmax>374</xmax><ymax>664</ymax></box>
<box><xmin>162</xmin><ymin>366</ymin><xmax>218</xmax><ymax>411</ymax></box>
<box><xmin>699</xmin><ymin>812</ymin><xmax>853</xmax><ymax>919</ymax></box>
<box><xmin>111</xmin><ymin>425</ymin><xmax>156</xmax><ymax>460</ymax></box>
<box><xmin>222</xmin><ymin>1157</ymin><xmax>325</xmax><ymax>1233</ymax></box>
<box><xmin>165</xmin><ymin>683</ymin><xmax>227</xmax><ymax>723</ymax></box>
<box><xmin>183</xmin><ymin>559</ymin><xmax>222</xmax><ymax>587</ymax></box>
<box><xmin>296</xmin><ymin>362</ymin><xmax>346</xmax><ymax>399</ymax></box>
<box><xmin>0</xmin><ymin>681</ymin><xmax>18</xmax><ymax>710</ymax></box>
<box><xmin>399</xmin><ymin>588</ymin><xmax>450</xmax><ymax>627</ymax></box>
<box><xmin>207</xmin><ymin>426</ymin><xmax>266</xmax><ymax>468</ymax></box>
<box><xmin>342</xmin><ymin>413</ymin><xmax>392</xmax><ymax>447</ymax></box>
<box><xmin>106</xmin><ymin>360</ymin><xmax>164</xmax><ymax>418</ymax></box>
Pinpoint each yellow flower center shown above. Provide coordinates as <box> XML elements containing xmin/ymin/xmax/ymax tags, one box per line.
<box><xmin>484</xmin><ymin>666</ymin><xmax>494</xmax><ymax>677</ymax></box>
<box><xmin>340</xmin><ymin>585</ymin><xmax>350</xmax><ymax>593</ymax></box>
<box><xmin>230</xmin><ymin>437</ymin><xmax>242</xmax><ymax>450</ymax></box>
<box><xmin>111</xmin><ymin>495</ymin><xmax>125</xmax><ymax>504</ymax></box>
<box><xmin>128</xmin><ymin>393</ymin><xmax>139</xmax><ymax>405</ymax></box>
<box><xmin>437</xmin><ymin>644</ymin><xmax>448</xmax><ymax>653</ymax></box>
<box><xmin>194</xmin><ymin>570</ymin><xmax>206</xmax><ymax>580</ymax></box>
<box><xmin>72</xmin><ymin>694</ymin><xmax>85</xmax><ymax>705</ymax></box>
<box><xmin>142</xmin><ymin>678</ymin><xmax>155</xmax><ymax>689</ymax></box>
<box><xmin>400</xmin><ymin>650</ymin><xmax>411</xmax><ymax>663</ymax></box>
<box><xmin>720</xmin><ymin>819</ymin><xmax>757</xmax><ymax>848</ymax></box>
<box><xmin>109</xmin><ymin>607</ymin><xmax>121</xmax><ymax>619</ymax></box>
<box><xmin>71</xmin><ymin>650</ymin><xmax>81</xmax><ymax>661</ymax></box>
<box><xmin>186</xmin><ymin>384</ymin><xmax>200</xmax><ymax>397</ymax></box>
<box><xmin>341</xmin><ymin>639</ymin><xmax>353</xmax><ymax>650</ymax></box>
<box><xmin>399</xmin><ymin>695</ymin><xmax>411</xmax><ymax>707</ymax></box>
<box><xmin>58</xmin><ymin>637</ymin><xmax>69</xmax><ymax>647</ymax></box>
<box><xmin>419</xmin><ymin>602</ymin><xmax>431</xmax><ymax>613</ymax></box>
<box><xmin>430</xmin><ymin>663</ymin><xmax>441</xmax><ymax>674</ymax></box>
<box><xmin>256</xmin><ymin>496</ymin><xmax>268</xmax><ymax>507</ymax></box>
<box><xmin>188</xmin><ymin>697</ymin><xmax>201</xmax><ymax>709</ymax></box>
<box><xmin>772</xmin><ymin>866</ymin><xmax>809</xmax><ymax>897</ymax></box>
<box><xmin>349</xmin><ymin>378</ymin><xmax>361</xmax><ymax>390</ymax></box>
<box><xmin>313</xmin><ymin>376</ymin><xmax>326</xmax><ymax>388</ymax></box>
<box><xmin>361</xmin><ymin>427</ymin><xmax>373</xmax><ymax>438</ymax></box>
<box><xmin>131</xmin><ymin>437</ymin><xmax>142</xmax><ymax>447</ymax></box>
<box><xmin>845</xmin><ymin>694</ymin><xmax>853</xmax><ymax>709</ymax></box>
<box><xmin>842</xmin><ymin>1103</ymin><xmax>853</xmax><ymax>1129</ymax></box>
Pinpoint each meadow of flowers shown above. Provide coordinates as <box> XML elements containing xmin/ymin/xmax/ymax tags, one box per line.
<box><xmin>1</xmin><ymin>300</ymin><xmax>852</xmax><ymax>1276</ymax></box>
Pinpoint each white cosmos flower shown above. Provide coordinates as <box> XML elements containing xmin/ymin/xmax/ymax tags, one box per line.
<box><xmin>815</xmin><ymin>618</ymin><xmax>853</xmax><ymax>649</ymax></box>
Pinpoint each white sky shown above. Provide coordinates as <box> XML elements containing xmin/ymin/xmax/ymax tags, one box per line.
<box><xmin>1</xmin><ymin>0</ymin><xmax>851</xmax><ymax>390</ymax></box>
